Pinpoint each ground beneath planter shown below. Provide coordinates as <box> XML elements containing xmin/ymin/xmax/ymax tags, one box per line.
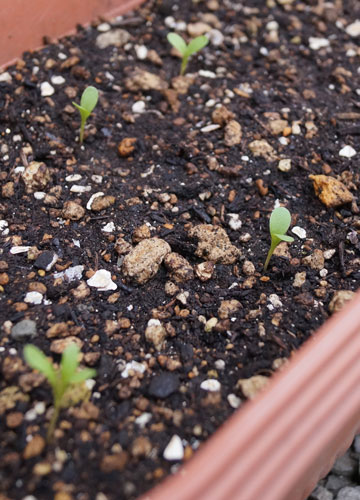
<box><xmin>0</xmin><ymin>0</ymin><xmax>359</xmax><ymax>499</ymax></box>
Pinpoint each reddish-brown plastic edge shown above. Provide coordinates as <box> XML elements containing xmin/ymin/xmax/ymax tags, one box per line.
<box><xmin>142</xmin><ymin>291</ymin><xmax>360</xmax><ymax>500</ymax></box>
<box><xmin>1</xmin><ymin>3</ymin><xmax>360</xmax><ymax>500</ymax></box>
<box><xmin>0</xmin><ymin>0</ymin><xmax>146</xmax><ymax>69</ymax></box>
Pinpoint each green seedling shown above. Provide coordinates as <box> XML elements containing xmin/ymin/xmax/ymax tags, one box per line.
<box><xmin>23</xmin><ymin>343</ymin><xmax>96</xmax><ymax>442</ymax></box>
<box><xmin>72</xmin><ymin>86</ymin><xmax>99</xmax><ymax>144</ymax></box>
<box><xmin>264</xmin><ymin>206</ymin><xmax>294</xmax><ymax>271</ymax></box>
<box><xmin>167</xmin><ymin>33</ymin><xmax>209</xmax><ymax>76</ymax></box>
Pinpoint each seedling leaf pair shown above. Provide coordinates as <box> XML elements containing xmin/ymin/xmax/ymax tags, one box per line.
<box><xmin>167</xmin><ymin>33</ymin><xmax>209</xmax><ymax>75</ymax></box>
<box><xmin>24</xmin><ymin>343</ymin><xmax>96</xmax><ymax>441</ymax></box>
<box><xmin>264</xmin><ymin>207</ymin><xmax>294</xmax><ymax>271</ymax></box>
<box><xmin>72</xmin><ymin>86</ymin><xmax>99</xmax><ymax>144</ymax></box>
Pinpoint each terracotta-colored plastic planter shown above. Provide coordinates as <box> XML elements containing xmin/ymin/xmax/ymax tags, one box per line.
<box><xmin>0</xmin><ymin>0</ymin><xmax>146</xmax><ymax>69</ymax></box>
<box><xmin>1</xmin><ymin>3</ymin><xmax>360</xmax><ymax>499</ymax></box>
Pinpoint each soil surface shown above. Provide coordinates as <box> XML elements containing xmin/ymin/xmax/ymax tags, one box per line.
<box><xmin>0</xmin><ymin>0</ymin><xmax>359</xmax><ymax>499</ymax></box>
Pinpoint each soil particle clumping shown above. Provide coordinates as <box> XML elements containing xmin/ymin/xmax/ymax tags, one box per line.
<box><xmin>0</xmin><ymin>0</ymin><xmax>359</xmax><ymax>498</ymax></box>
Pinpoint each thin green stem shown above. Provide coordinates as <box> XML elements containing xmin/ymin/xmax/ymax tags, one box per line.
<box><xmin>180</xmin><ymin>56</ymin><xmax>188</xmax><ymax>76</ymax></box>
<box><xmin>79</xmin><ymin>116</ymin><xmax>86</xmax><ymax>144</ymax></box>
<box><xmin>47</xmin><ymin>404</ymin><xmax>60</xmax><ymax>443</ymax></box>
<box><xmin>264</xmin><ymin>239</ymin><xmax>278</xmax><ymax>272</ymax></box>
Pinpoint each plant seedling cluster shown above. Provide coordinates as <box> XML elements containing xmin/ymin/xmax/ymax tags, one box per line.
<box><xmin>24</xmin><ymin>343</ymin><xmax>96</xmax><ymax>441</ymax></box>
<box><xmin>264</xmin><ymin>206</ymin><xmax>294</xmax><ymax>271</ymax></box>
<box><xmin>167</xmin><ymin>33</ymin><xmax>209</xmax><ymax>75</ymax></box>
<box><xmin>72</xmin><ymin>86</ymin><xmax>99</xmax><ymax>144</ymax></box>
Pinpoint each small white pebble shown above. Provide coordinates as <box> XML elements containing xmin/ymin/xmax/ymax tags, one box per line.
<box><xmin>278</xmin><ymin>159</ymin><xmax>291</xmax><ymax>172</ymax></box>
<box><xmin>87</xmin><ymin>269</ymin><xmax>117</xmax><ymax>291</ymax></box>
<box><xmin>260</xmin><ymin>47</ymin><xmax>268</xmax><ymax>56</ymax></box>
<box><xmin>165</xmin><ymin>16</ymin><xmax>176</xmax><ymax>28</ymax></box>
<box><xmin>121</xmin><ymin>361</ymin><xmax>146</xmax><ymax>379</ymax></box>
<box><xmin>10</xmin><ymin>245</ymin><xmax>31</xmax><ymax>254</ymax></box>
<box><xmin>70</xmin><ymin>185</ymin><xmax>91</xmax><ymax>193</ymax></box>
<box><xmin>208</xmin><ymin>29</ymin><xmax>224</xmax><ymax>46</ymax></box>
<box><xmin>0</xmin><ymin>220</ymin><xmax>9</xmax><ymax>236</ymax></box>
<box><xmin>200</xmin><ymin>379</ymin><xmax>221</xmax><ymax>392</ymax></box>
<box><xmin>135</xmin><ymin>412</ymin><xmax>152</xmax><ymax>428</ymax></box>
<box><xmin>346</xmin><ymin>48</ymin><xmax>357</xmax><ymax>57</ymax></box>
<box><xmin>227</xmin><ymin>393</ymin><xmax>241</xmax><ymax>408</ymax></box>
<box><xmin>214</xmin><ymin>359</ymin><xmax>225</xmax><ymax>371</ymax></box>
<box><xmin>292</xmin><ymin>122</ymin><xmax>301</xmax><ymax>135</ymax></box>
<box><xmin>24</xmin><ymin>291</ymin><xmax>43</xmax><ymax>305</ymax></box>
<box><xmin>324</xmin><ymin>249</ymin><xmax>336</xmax><ymax>260</ymax></box>
<box><xmin>0</xmin><ymin>71</ymin><xmax>12</xmax><ymax>83</ymax></box>
<box><xmin>51</xmin><ymin>75</ymin><xmax>65</xmax><ymax>85</ymax></box>
<box><xmin>40</xmin><ymin>81</ymin><xmax>55</xmax><ymax>97</ymax></box>
<box><xmin>266</xmin><ymin>21</ymin><xmax>279</xmax><ymax>31</ymax></box>
<box><xmin>132</xmin><ymin>101</ymin><xmax>146</xmax><ymax>113</ymax></box>
<box><xmin>163</xmin><ymin>435</ymin><xmax>184</xmax><ymax>461</ymax></box>
<box><xmin>319</xmin><ymin>269</ymin><xmax>328</xmax><ymax>278</ymax></box>
<box><xmin>54</xmin><ymin>265</ymin><xmax>84</xmax><ymax>282</ymax></box>
<box><xmin>25</xmin><ymin>409</ymin><xmax>38</xmax><ymax>421</ymax></box>
<box><xmin>102</xmin><ymin>222</ymin><xmax>116</xmax><ymax>233</ymax></box>
<box><xmin>205</xmin><ymin>99</ymin><xmax>216</xmax><ymax>107</ymax></box>
<box><xmin>292</xmin><ymin>226</ymin><xmax>307</xmax><ymax>239</ymax></box>
<box><xmin>227</xmin><ymin>213</ymin><xmax>242</xmax><ymax>231</ymax></box>
<box><xmin>198</xmin><ymin>69</ymin><xmax>216</xmax><ymax>79</ymax></box>
<box><xmin>268</xmin><ymin>294</ymin><xmax>283</xmax><ymax>308</ymax></box>
<box><xmin>91</xmin><ymin>175</ymin><xmax>103</xmax><ymax>184</ymax></box>
<box><xmin>65</xmin><ymin>174</ymin><xmax>82</xmax><ymax>182</ymax></box>
<box><xmin>309</xmin><ymin>37</ymin><xmax>330</xmax><ymax>50</ymax></box>
<box><xmin>201</xmin><ymin>124</ymin><xmax>221</xmax><ymax>133</ymax></box>
<box><xmin>345</xmin><ymin>20</ymin><xmax>360</xmax><ymax>38</ymax></box>
<box><xmin>97</xmin><ymin>22</ymin><xmax>111</xmax><ymax>32</ymax></box>
<box><xmin>339</xmin><ymin>145</ymin><xmax>356</xmax><ymax>158</ymax></box>
<box><xmin>135</xmin><ymin>45</ymin><xmax>148</xmax><ymax>60</ymax></box>
<box><xmin>278</xmin><ymin>137</ymin><xmax>289</xmax><ymax>145</ymax></box>
<box><xmin>34</xmin><ymin>402</ymin><xmax>46</xmax><ymax>415</ymax></box>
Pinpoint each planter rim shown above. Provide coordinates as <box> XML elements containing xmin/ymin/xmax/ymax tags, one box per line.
<box><xmin>1</xmin><ymin>2</ymin><xmax>360</xmax><ymax>500</ymax></box>
<box><xmin>0</xmin><ymin>0</ymin><xmax>146</xmax><ymax>70</ymax></box>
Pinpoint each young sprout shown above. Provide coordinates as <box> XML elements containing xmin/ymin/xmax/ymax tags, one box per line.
<box><xmin>72</xmin><ymin>86</ymin><xmax>99</xmax><ymax>144</ymax></box>
<box><xmin>23</xmin><ymin>343</ymin><xmax>96</xmax><ymax>442</ymax></box>
<box><xmin>264</xmin><ymin>206</ymin><xmax>294</xmax><ymax>271</ymax></box>
<box><xmin>167</xmin><ymin>33</ymin><xmax>209</xmax><ymax>76</ymax></box>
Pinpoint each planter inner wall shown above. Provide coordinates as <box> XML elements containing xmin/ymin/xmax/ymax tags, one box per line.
<box><xmin>1</xmin><ymin>0</ymin><xmax>145</xmax><ymax>68</ymax></box>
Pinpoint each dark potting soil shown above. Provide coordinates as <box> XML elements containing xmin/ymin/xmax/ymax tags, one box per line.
<box><xmin>0</xmin><ymin>0</ymin><xmax>359</xmax><ymax>498</ymax></box>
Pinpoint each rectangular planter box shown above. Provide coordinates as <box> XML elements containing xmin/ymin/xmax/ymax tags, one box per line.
<box><xmin>1</xmin><ymin>2</ymin><xmax>360</xmax><ymax>499</ymax></box>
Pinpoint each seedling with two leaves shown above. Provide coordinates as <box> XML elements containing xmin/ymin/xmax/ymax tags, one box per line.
<box><xmin>24</xmin><ymin>343</ymin><xmax>96</xmax><ymax>442</ymax></box>
<box><xmin>167</xmin><ymin>33</ymin><xmax>209</xmax><ymax>76</ymax></box>
<box><xmin>72</xmin><ymin>86</ymin><xmax>99</xmax><ymax>144</ymax></box>
<box><xmin>264</xmin><ymin>207</ymin><xmax>294</xmax><ymax>271</ymax></box>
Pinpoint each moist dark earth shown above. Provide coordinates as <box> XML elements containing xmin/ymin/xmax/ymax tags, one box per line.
<box><xmin>0</xmin><ymin>0</ymin><xmax>359</xmax><ymax>499</ymax></box>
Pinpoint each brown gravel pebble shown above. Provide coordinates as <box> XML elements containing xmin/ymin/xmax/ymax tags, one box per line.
<box><xmin>122</xmin><ymin>238</ymin><xmax>171</xmax><ymax>284</ymax></box>
<box><xmin>62</xmin><ymin>201</ymin><xmax>85</xmax><ymax>220</ymax></box>
<box><xmin>23</xmin><ymin>435</ymin><xmax>46</xmax><ymax>459</ymax></box>
<box><xmin>0</xmin><ymin>273</ymin><xmax>9</xmax><ymax>285</ymax></box>
<box><xmin>189</xmin><ymin>224</ymin><xmax>240</xmax><ymax>264</ymax></box>
<box><xmin>309</xmin><ymin>175</ymin><xmax>353</xmax><ymax>208</ymax></box>
<box><xmin>100</xmin><ymin>452</ymin><xmax>129</xmax><ymax>473</ymax></box>
<box><xmin>6</xmin><ymin>411</ymin><xmax>23</xmax><ymax>428</ymax></box>
<box><xmin>328</xmin><ymin>290</ymin><xmax>356</xmax><ymax>314</ymax></box>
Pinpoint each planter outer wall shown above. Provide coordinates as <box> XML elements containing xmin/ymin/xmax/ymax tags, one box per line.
<box><xmin>0</xmin><ymin>0</ymin><xmax>146</xmax><ymax>69</ymax></box>
<box><xmin>1</xmin><ymin>3</ymin><xmax>360</xmax><ymax>500</ymax></box>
